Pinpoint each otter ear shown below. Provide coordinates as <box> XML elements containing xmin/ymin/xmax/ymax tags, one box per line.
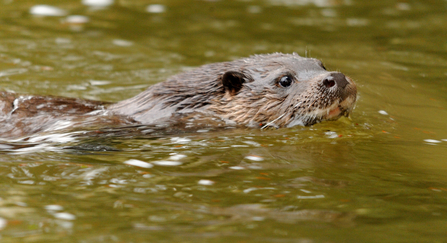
<box><xmin>222</xmin><ymin>71</ymin><xmax>250</xmax><ymax>96</ymax></box>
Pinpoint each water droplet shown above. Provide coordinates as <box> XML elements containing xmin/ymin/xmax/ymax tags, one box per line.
<box><xmin>54</xmin><ymin>212</ymin><xmax>76</xmax><ymax>220</ymax></box>
<box><xmin>297</xmin><ymin>195</ymin><xmax>325</xmax><ymax>199</ymax></box>
<box><xmin>82</xmin><ymin>0</ymin><xmax>114</xmax><ymax>7</ymax></box>
<box><xmin>0</xmin><ymin>218</ymin><xmax>7</xmax><ymax>230</ymax></box>
<box><xmin>45</xmin><ymin>205</ymin><xmax>64</xmax><ymax>211</ymax></box>
<box><xmin>29</xmin><ymin>5</ymin><xmax>67</xmax><ymax>16</ymax></box>
<box><xmin>168</xmin><ymin>154</ymin><xmax>187</xmax><ymax>160</ymax></box>
<box><xmin>89</xmin><ymin>80</ymin><xmax>111</xmax><ymax>86</ymax></box>
<box><xmin>229</xmin><ymin>166</ymin><xmax>245</xmax><ymax>170</ymax></box>
<box><xmin>170</xmin><ymin>137</ymin><xmax>191</xmax><ymax>144</ymax></box>
<box><xmin>152</xmin><ymin>161</ymin><xmax>182</xmax><ymax>166</ymax></box>
<box><xmin>66</xmin><ymin>15</ymin><xmax>89</xmax><ymax>24</ymax></box>
<box><xmin>113</xmin><ymin>39</ymin><xmax>134</xmax><ymax>47</ymax></box>
<box><xmin>245</xmin><ymin>155</ymin><xmax>264</xmax><ymax>161</ymax></box>
<box><xmin>124</xmin><ymin>159</ymin><xmax>153</xmax><ymax>168</ymax></box>
<box><xmin>198</xmin><ymin>179</ymin><xmax>215</xmax><ymax>186</ymax></box>
<box><xmin>325</xmin><ymin>131</ymin><xmax>338</xmax><ymax>139</ymax></box>
<box><xmin>146</xmin><ymin>4</ymin><xmax>166</xmax><ymax>13</ymax></box>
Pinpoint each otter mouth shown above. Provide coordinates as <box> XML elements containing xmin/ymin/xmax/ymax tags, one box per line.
<box><xmin>325</xmin><ymin>101</ymin><xmax>352</xmax><ymax>121</ymax></box>
<box><xmin>284</xmin><ymin>95</ymin><xmax>356</xmax><ymax>128</ymax></box>
<box><xmin>260</xmin><ymin>95</ymin><xmax>355</xmax><ymax>130</ymax></box>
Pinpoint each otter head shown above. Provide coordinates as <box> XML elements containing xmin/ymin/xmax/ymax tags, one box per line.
<box><xmin>109</xmin><ymin>53</ymin><xmax>357</xmax><ymax>129</ymax></box>
<box><xmin>210</xmin><ymin>53</ymin><xmax>357</xmax><ymax>128</ymax></box>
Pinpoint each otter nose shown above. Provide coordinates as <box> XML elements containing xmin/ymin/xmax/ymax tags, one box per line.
<box><xmin>322</xmin><ymin>73</ymin><xmax>349</xmax><ymax>89</ymax></box>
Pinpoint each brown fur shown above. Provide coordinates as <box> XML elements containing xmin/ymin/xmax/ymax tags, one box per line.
<box><xmin>0</xmin><ymin>53</ymin><xmax>357</xmax><ymax>138</ymax></box>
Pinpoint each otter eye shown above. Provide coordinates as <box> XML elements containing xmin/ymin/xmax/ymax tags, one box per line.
<box><xmin>279</xmin><ymin>75</ymin><xmax>293</xmax><ymax>88</ymax></box>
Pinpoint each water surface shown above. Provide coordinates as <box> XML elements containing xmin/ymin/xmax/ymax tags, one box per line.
<box><xmin>1</xmin><ymin>0</ymin><xmax>447</xmax><ymax>242</ymax></box>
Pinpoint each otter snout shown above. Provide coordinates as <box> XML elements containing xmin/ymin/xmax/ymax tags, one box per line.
<box><xmin>322</xmin><ymin>73</ymin><xmax>349</xmax><ymax>89</ymax></box>
<box><xmin>320</xmin><ymin>72</ymin><xmax>356</xmax><ymax>102</ymax></box>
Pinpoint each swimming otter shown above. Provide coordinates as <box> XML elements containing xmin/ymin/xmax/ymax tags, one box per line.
<box><xmin>0</xmin><ymin>53</ymin><xmax>357</xmax><ymax>138</ymax></box>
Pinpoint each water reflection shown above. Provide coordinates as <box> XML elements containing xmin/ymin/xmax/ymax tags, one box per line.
<box><xmin>64</xmin><ymin>15</ymin><xmax>90</xmax><ymax>32</ymax></box>
<box><xmin>144</xmin><ymin>201</ymin><xmax>355</xmax><ymax>225</ymax></box>
<box><xmin>146</xmin><ymin>4</ymin><xmax>166</xmax><ymax>14</ymax></box>
<box><xmin>29</xmin><ymin>5</ymin><xmax>67</xmax><ymax>16</ymax></box>
<box><xmin>267</xmin><ymin>0</ymin><xmax>351</xmax><ymax>7</ymax></box>
<box><xmin>82</xmin><ymin>0</ymin><xmax>114</xmax><ymax>8</ymax></box>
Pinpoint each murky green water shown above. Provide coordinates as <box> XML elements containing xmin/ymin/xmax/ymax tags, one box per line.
<box><xmin>1</xmin><ymin>0</ymin><xmax>447</xmax><ymax>242</ymax></box>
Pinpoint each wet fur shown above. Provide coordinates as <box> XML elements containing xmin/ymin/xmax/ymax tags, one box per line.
<box><xmin>0</xmin><ymin>53</ymin><xmax>357</xmax><ymax>138</ymax></box>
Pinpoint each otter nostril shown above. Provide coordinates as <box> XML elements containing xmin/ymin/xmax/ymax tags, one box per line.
<box><xmin>323</xmin><ymin>78</ymin><xmax>336</xmax><ymax>88</ymax></box>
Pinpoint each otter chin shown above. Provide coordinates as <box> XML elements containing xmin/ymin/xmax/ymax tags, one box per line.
<box><xmin>0</xmin><ymin>53</ymin><xmax>357</xmax><ymax>138</ymax></box>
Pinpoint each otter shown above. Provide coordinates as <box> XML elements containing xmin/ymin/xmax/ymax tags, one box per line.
<box><xmin>0</xmin><ymin>53</ymin><xmax>357</xmax><ymax>138</ymax></box>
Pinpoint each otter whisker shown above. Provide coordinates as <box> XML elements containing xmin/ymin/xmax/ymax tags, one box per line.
<box><xmin>261</xmin><ymin>113</ymin><xmax>286</xmax><ymax>130</ymax></box>
<box><xmin>293</xmin><ymin>101</ymin><xmax>303</xmax><ymax>109</ymax></box>
<box><xmin>261</xmin><ymin>101</ymin><xmax>303</xmax><ymax>130</ymax></box>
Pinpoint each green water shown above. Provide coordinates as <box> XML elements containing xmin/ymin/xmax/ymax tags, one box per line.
<box><xmin>1</xmin><ymin>0</ymin><xmax>447</xmax><ymax>242</ymax></box>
